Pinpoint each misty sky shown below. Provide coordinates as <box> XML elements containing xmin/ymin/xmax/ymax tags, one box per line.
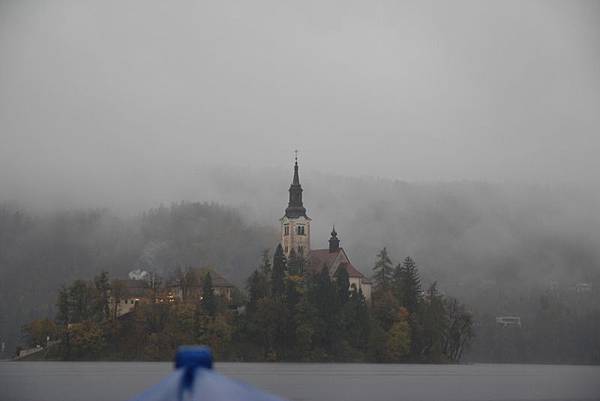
<box><xmin>1</xmin><ymin>0</ymin><xmax>599</xmax><ymax>210</ymax></box>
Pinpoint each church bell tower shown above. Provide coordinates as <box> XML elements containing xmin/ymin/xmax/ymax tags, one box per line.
<box><xmin>280</xmin><ymin>153</ymin><xmax>311</xmax><ymax>258</ymax></box>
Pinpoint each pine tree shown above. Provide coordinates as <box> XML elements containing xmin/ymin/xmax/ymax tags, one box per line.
<box><xmin>287</xmin><ymin>248</ymin><xmax>305</xmax><ymax>276</ymax></box>
<box><xmin>93</xmin><ymin>271</ymin><xmax>111</xmax><ymax>321</ymax></box>
<box><xmin>56</xmin><ymin>286</ymin><xmax>71</xmax><ymax>326</ymax></box>
<box><xmin>373</xmin><ymin>247</ymin><xmax>393</xmax><ymax>291</ymax></box>
<box><xmin>315</xmin><ymin>266</ymin><xmax>339</xmax><ymax>355</ymax></box>
<box><xmin>247</xmin><ymin>270</ymin><xmax>269</xmax><ymax>309</ymax></box>
<box><xmin>335</xmin><ymin>266</ymin><xmax>350</xmax><ymax>305</ymax></box>
<box><xmin>68</xmin><ymin>280</ymin><xmax>94</xmax><ymax>323</ymax></box>
<box><xmin>259</xmin><ymin>249</ymin><xmax>272</xmax><ymax>277</ymax></box>
<box><xmin>342</xmin><ymin>286</ymin><xmax>370</xmax><ymax>352</ymax></box>
<box><xmin>201</xmin><ymin>272</ymin><xmax>217</xmax><ymax>317</ymax></box>
<box><xmin>392</xmin><ymin>262</ymin><xmax>404</xmax><ymax>300</ymax></box>
<box><xmin>246</xmin><ymin>250</ymin><xmax>272</xmax><ymax>310</ymax></box>
<box><xmin>395</xmin><ymin>256</ymin><xmax>424</xmax><ymax>359</ymax></box>
<box><xmin>421</xmin><ymin>282</ymin><xmax>446</xmax><ymax>361</ymax></box>
<box><xmin>271</xmin><ymin>244</ymin><xmax>287</xmax><ymax>297</ymax></box>
<box><xmin>400</xmin><ymin>256</ymin><xmax>421</xmax><ymax>313</ymax></box>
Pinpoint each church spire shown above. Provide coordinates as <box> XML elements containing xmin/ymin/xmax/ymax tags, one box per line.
<box><xmin>329</xmin><ymin>225</ymin><xmax>340</xmax><ymax>253</ymax></box>
<box><xmin>292</xmin><ymin>153</ymin><xmax>300</xmax><ymax>186</ymax></box>
<box><xmin>285</xmin><ymin>152</ymin><xmax>307</xmax><ymax>218</ymax></box>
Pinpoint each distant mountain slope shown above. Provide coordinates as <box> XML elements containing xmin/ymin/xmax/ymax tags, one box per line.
<box><xmin>1</xmin><ymin>168</ymin><xmax>599</xmax><ymax>355</ymax></box>
<box><xmin>0</xmin><ymin>202</ymin><xmax>276</xmax><ymax>353</ymax></box>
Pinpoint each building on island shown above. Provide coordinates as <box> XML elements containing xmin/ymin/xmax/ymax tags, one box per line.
<box><xmin>110</xmin><ymin>268</ymin><xmax>236</xmax><ymax>318</ymax></box>
<box><xmin>168</xmin><ymin>267</ymin><xmax>235</xmax><ymax>303</ymax></box>
<box><xmin>280</xmin><ymin>156</ymin><xmax>372</xmax><ymax>300</ymax></box>
<box><xmin>109</xmin><ymin>278</ymin><xmax>149</xmax><ymax>318</ymax></box>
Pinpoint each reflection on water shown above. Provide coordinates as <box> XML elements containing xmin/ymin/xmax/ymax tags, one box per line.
<box><xmin>1</xmin><ymin>362</ymin><xmax>599</xmax><ymax>401</ymax></box>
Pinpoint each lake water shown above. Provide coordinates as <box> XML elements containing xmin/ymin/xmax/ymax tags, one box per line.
<box><xmin>1</xmin><ymin>362</ymin><xmax>599</xmax><ymax>401</ymax></box>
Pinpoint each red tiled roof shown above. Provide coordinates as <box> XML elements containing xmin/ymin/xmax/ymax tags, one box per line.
<box><xmin>113</xmin><ymin>279</ymin><xmax>149</xmax><ymax>297</ymax></box>
<box><xmin>337</xmin><ymin>262</ymin><xmax>364</xmax><ymax>278</ymax></box>
<box><xmin>165</xmin><ymin>268</ymin><xmax>235</xmax><ymax>288</ymax></box>
<box><xmin>307</xmin><ymin>248</ymin><xmax>340</xmax><ymax>273</ymax></box>
<box><xmin>307</xmin><ymin>248</ymin><xmax>367</xmax><ymax>279</ymax></box>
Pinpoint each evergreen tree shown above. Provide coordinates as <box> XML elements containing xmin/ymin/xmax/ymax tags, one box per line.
<box><xmin>314</xmin><ymin>267</ymin><xmax>341</xmax><ymax>355</ymax></box>
<box><xmin>372</xmin><ymin>247</ymin><xmax>393</xmax><ymax>291</ymax></box>
<box><xmin>371</xmin><ymin>287</ymin><xmax>401</xmax><ymax>331</ymax></box>
<box><xmin>56</xmin><ymin>286</ymin><xmax>72</xmax><ymax>359</ymax></box>
<box><xmin>283</xmin><ymin>276</ymin><xmax>303</xmax><ymax>358</ymax></box>
<box><xmin>421</xmin><ymin>282</ymin><xmax>446</xmax><ymax>361</ymax></box>
<box><xmin>392</xmin><ymin>262</ymin><xmax>404</xmax><ymax>301</ymax></box>
<box><xmin>400</xmin><ymin>256</ymin><xmax>421</xmax><ymax>313</ymax></box>
<box><xmin>246</xmin><ymin>270</ymin><xmax>269</xmax><ymax>310</ymax></box>
<box><xmin>335</xmin><ymin>266</ymin><xmax>350</xmax><ymax>305</ymax></box>
<box><xmin>201</xmin><ymin>272</ymin><xmax>217</xmax><ymax>317</ymax></box>
<box><xmin>271</xmin><ymin>244</ymin><xmax>287</xmax><ymax>297</ymax></box>
<box><xmin>68</xmin><ymin>280</ymin><xmax>94</xmax><ymax>323</ymax></box>
<box><xmin>293</xmin><ymin>295</ymin><xmax>319</xmax><ymax>359</ymax></box>
<box><xmin>394</xmin><ymin>257</ymin><xmax>423</xmax><ymax>358</ymax></box>
<box><xmin>255</xmin><ymin>296</ymin><xmax>288</xmax><ymax>360</ymax></box>
<box><xmin>56</xmin><ymin>286</ymin><xmax>71</xmax><ymax>326</ymax></box>
<box><xmin>93</xmin><ymin>271</ymin><xmax>111</xmax><ymax>321</ymax></box>
<box><xmin>246</xmin><ymin>251</ymin><xmax>272</xmax><ymax>311</ymax></box>
<box><xmin>287</xmin><ymin>248</ymin><xmax>305</xmax><ymax>276</ymax></box>
<box><xmin>259</xmin><ymin>249</ymin><xmax>272</xmax><ymax>277</ymax></box>
<box><xmin>342</xmin><ymin>287</ymin><xmax>370</xmax><ymax>353</ymax></box>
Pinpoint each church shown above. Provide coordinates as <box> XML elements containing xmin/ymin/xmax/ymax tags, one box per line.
<box><xmin>279</xmin><ymin>157</ymin><xmax>372</xmax><ymax>301</ymax></box>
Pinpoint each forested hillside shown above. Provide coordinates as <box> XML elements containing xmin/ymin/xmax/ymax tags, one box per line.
<box><xmin>2</xmin><ymin>171</ymin><xmax>600</xmax><ymax>362</ymax></box>
<box><xmin>0</xmin><ymin>203</ymin><xmax>276</xmax><ymax>352</ymax></box>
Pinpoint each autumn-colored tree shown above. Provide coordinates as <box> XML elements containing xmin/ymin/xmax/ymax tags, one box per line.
<box><xmin>386</xmin><ymin>320</ymin><xmax>411</xmax><ymax>361</ymax></box>
<box><xmin>22</xmin><ymin>319</ymin><xmax>58</xmax><ymax>348</ymax></box>
<box><xmin>69</xmin><ymin>321</ymin><xmax>106</xmax><ymax>359</ymax></box>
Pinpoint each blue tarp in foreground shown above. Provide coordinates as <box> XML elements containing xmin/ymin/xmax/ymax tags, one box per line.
<box><xmin>129</xmin><ymin>346</ymin><xmax>287</xmax><ymax>401</ymax></box>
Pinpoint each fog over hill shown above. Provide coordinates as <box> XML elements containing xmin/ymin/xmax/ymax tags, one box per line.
<box><xmin>4</xmin><ymin>163</ymin><xmax>600</xmax><ymax>287</ymax></box>
<box><xmin>205</xmin><ymin>165</ymin><xmax>600</xmax><ymax>287</ymax></box>
<box><xmin>2</xmin><ymin>165</ymin><xmax>600</xmax><ymax>353</ymax></box>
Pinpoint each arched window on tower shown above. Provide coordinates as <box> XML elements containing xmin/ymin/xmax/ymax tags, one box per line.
<box><xmin>284</xmin><ymin>224</ymin><xmax>289</xmax><ymax>236</ymax></box>
<box><xmin>297</xmin><ymin>225</ymin><xmax>305</xmax><ymax>235</ymax></box>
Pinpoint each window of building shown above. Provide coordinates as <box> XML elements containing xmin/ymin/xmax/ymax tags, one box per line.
<box><xmin>298</xmin><ymin>246</ymin><xmax>304</xmax><ymax>255</ymax></box>
<box><xmin>297</xmin><ymin>225</ymin><xmax>305</xmax><ymax>235</ymax></box>
<box><xmin>284</xmin><ymin>245</ymin><xmax>288</xmax><ymax>254</ymax></box>
<box><xmin>284</xmin><ymin>224</ymin><xmax>289</xmax><ymax>236</ymax></box>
